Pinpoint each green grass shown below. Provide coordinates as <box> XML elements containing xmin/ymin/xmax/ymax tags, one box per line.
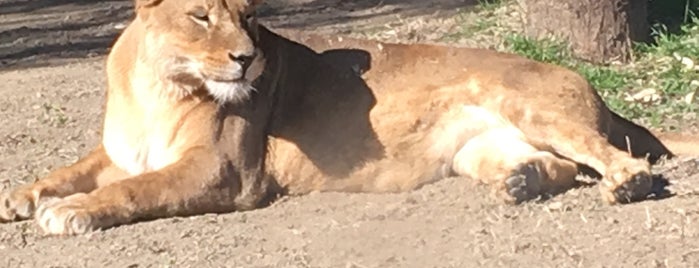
<box><xmin>476</xmin><ymin>0</ymin><xmax>504</xmax><ymax>11</ymax></box>
<box><xmin>449</xmin><ymin>0</ymin><xmax>699</xmax><ymax>130</ymax></box>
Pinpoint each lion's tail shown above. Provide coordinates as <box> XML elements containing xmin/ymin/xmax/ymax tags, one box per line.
<box><xmin>653</xmin><ymin>131</ymin><xmax>699</xmax><ymax>157</ymax></box>
<box><xmin>608</xmin><ymin>111</ymin><xmax>699</xmax><ymax>162</ymax></box>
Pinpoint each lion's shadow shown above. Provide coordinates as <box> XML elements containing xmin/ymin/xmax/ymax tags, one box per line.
<box><xmin>268</xmin><ymin>43</ymin><xmax>386</xmax><ymax>178</ymax></box>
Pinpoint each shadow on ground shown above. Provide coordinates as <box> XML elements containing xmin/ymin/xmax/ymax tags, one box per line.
<box><xmin>0</xmin><ymin>0</ymin><xmax>110</xmax><ymax>15</ymax></box>
<box><xmin>0</xmin><ymin>0</ymin><xmax>477</xmax><ymax>71</ymax></box>
<box><xmin>259</xmin><ymin>0</ymin><xmax>475</xmax><ymax>29</ymax></box>
<box><xmin>2</xmin><ymin>0</ymin><xmax>698</xmax><ymax>70</ymax></box>
<box><xmin>0</xmin><ymin>0</ymin><xmax>133</xmax><ymax>70</ymax></box>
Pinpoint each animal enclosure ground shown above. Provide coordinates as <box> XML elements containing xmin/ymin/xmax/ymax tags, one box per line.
<box><xmin>1</xmin><ymin>0</ymin><xmax>699</xmax><ymax>267</ymax></box>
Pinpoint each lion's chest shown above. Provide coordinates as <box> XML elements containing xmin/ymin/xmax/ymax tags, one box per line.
<box><xmin>102</xmin><ymin>109</ymin><xmax>184</xmax><ymax>176</ymax></box>
<box><xmin>103</xmin><ymin>132</ymin><xmax>180</xmax><ymax>176</ymax></box>
<box><xmin>103</xmin><ymin>130</ymin><xmax>182</xmax><ymax>176</ymax></box>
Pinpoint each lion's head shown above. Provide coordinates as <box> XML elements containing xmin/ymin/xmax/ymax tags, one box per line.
<box><xmin>133</xmin><ymin>0</ymin><xmax>265</xmax><ymax>103</ymax></box>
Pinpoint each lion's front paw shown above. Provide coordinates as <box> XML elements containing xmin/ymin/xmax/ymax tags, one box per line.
<box><xmin>600</xmin><ymin>158</ymin><xmax>653</xmax><ymax>204</ymax></box>
<box><xmin>0</xmin><ymin>186</ymin><xmax>37</xmax><ymax>222</ymax></box>
<box><xmin>504</xmin><ymin>162</ymin><xmax>543</xmax><ymax>204</ymax></box>
<box><xmin>35</xmin><ymin>193</ymin><xmax>98</xmax><ymax>235</ymax></box>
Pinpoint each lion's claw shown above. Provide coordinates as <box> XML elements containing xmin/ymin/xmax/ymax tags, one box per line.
<box><xmin>35</xmin><ymin>194</ymin><xmax>98</xmax><ymax>235</ymax></box>
<box><xmin>0</xmin><ymin>187</ymin><xmax>36</xmax><ymax>222</ymax></box>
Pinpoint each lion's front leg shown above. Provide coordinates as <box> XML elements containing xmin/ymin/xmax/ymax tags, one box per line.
<box><xmin>33</xmin><ymin>146</ymin><xmax>259</xmax><ymax>235</ymax></box>
<box><xmin>0</xmin><ymin>146</ymin><xmax>112</xmax><ymax>222</ymax></box>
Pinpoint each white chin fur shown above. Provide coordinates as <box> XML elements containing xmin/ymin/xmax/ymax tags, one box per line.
<box><xmin>204</xmin><ymin>80</ymin><xmax>254</xmax><ymax>103</ymax></box>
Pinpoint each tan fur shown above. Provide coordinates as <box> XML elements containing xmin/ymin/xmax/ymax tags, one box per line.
<box><xmin>1</xmin><ymin>0</ymin><xmax>697</xmax><ymax>235</ymax></box>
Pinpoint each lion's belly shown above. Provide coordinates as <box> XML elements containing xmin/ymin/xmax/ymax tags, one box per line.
<box><xmin>365</xmin><ymin>75</ymin><xmax>498</xmax><ymax>155</ymax></box>
<box><xmin>270</xmin><ymin>74</ymin><xmax>514</xmax><ymax>194</ymax></box>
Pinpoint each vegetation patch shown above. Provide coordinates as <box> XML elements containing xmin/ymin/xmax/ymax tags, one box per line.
<box><xmin>444</xmin><ymin>0</ymin><xmax>699</xmax><ymax>130</ymax></box>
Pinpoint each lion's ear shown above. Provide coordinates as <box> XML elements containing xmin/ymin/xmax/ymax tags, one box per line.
<box><xmin>134</xmin><ymin>0</ymin><xmax>163</xmax><ymax>9</ymax></box>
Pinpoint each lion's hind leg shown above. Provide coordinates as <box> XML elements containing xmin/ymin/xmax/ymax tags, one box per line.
<box><xmin>451</xmin><ymin>126</ymin><xmax>579</xmax><ymax>204</ymax></box>
<box><xmin>523</xmin><ymin>123</ymin><xmax>654</xmax><ymax>204</ymax></box>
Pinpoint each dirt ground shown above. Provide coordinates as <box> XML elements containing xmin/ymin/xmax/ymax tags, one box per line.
<box><xmin>2</xmin><ymin>0</ymin><xmax>699</xmax><ymax>267</ymax></box>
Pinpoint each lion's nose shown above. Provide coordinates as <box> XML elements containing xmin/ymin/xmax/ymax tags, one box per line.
<box><xmin>228</xmin><ymin>51</ymin><xmax>256</xmax><ymax>73</ymax></box>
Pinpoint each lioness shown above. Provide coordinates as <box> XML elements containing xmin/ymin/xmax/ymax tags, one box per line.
<box><xmin>1</xmin><ymin>0</ymin><xmax>697</xmax><ymax>235</ymax></box>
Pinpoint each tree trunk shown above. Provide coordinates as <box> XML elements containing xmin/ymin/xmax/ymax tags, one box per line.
<box><xmin>518</xmin><ymin>0</ymin><xmax>649</xmax><ymax>63</ymax></box>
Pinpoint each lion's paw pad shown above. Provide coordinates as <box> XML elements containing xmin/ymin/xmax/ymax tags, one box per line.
<box><xmin>608</xmin><ymin>173</ymin><xmax>653</xmax><ymax>204</ymax></box>
<box><xmin>505</xmin><ymin>163</ymin><xmax>542</xmax><ymax>204</ymax></box>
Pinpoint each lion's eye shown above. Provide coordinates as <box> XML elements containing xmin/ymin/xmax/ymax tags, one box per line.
<box><xmin>188</xmin><ymin>8</ymin><xmax>210</xmax><ymax>24</ymax></box>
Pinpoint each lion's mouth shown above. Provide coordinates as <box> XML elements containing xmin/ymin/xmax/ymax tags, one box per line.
<box><xmin>209</xmin><ymin>78</ymin><xmax>245</xmax><ymax>83</ymax></box>
<box><xmin>204</xmin><ymin>79</ymin><xmax>254</xmax><ymax>103</ymax></box>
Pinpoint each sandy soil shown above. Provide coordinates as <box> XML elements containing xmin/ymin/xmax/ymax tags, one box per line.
<box><xmin>1</xmin><ymin>0</ymin><xmax>699</xmax><ymax>267</ymax></box>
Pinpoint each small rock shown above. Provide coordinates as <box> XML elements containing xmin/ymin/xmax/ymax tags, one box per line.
<box><xmin>547</xmin><ymin>201</ymin><xmax>563</xmax><ymax>211</ymax></box>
